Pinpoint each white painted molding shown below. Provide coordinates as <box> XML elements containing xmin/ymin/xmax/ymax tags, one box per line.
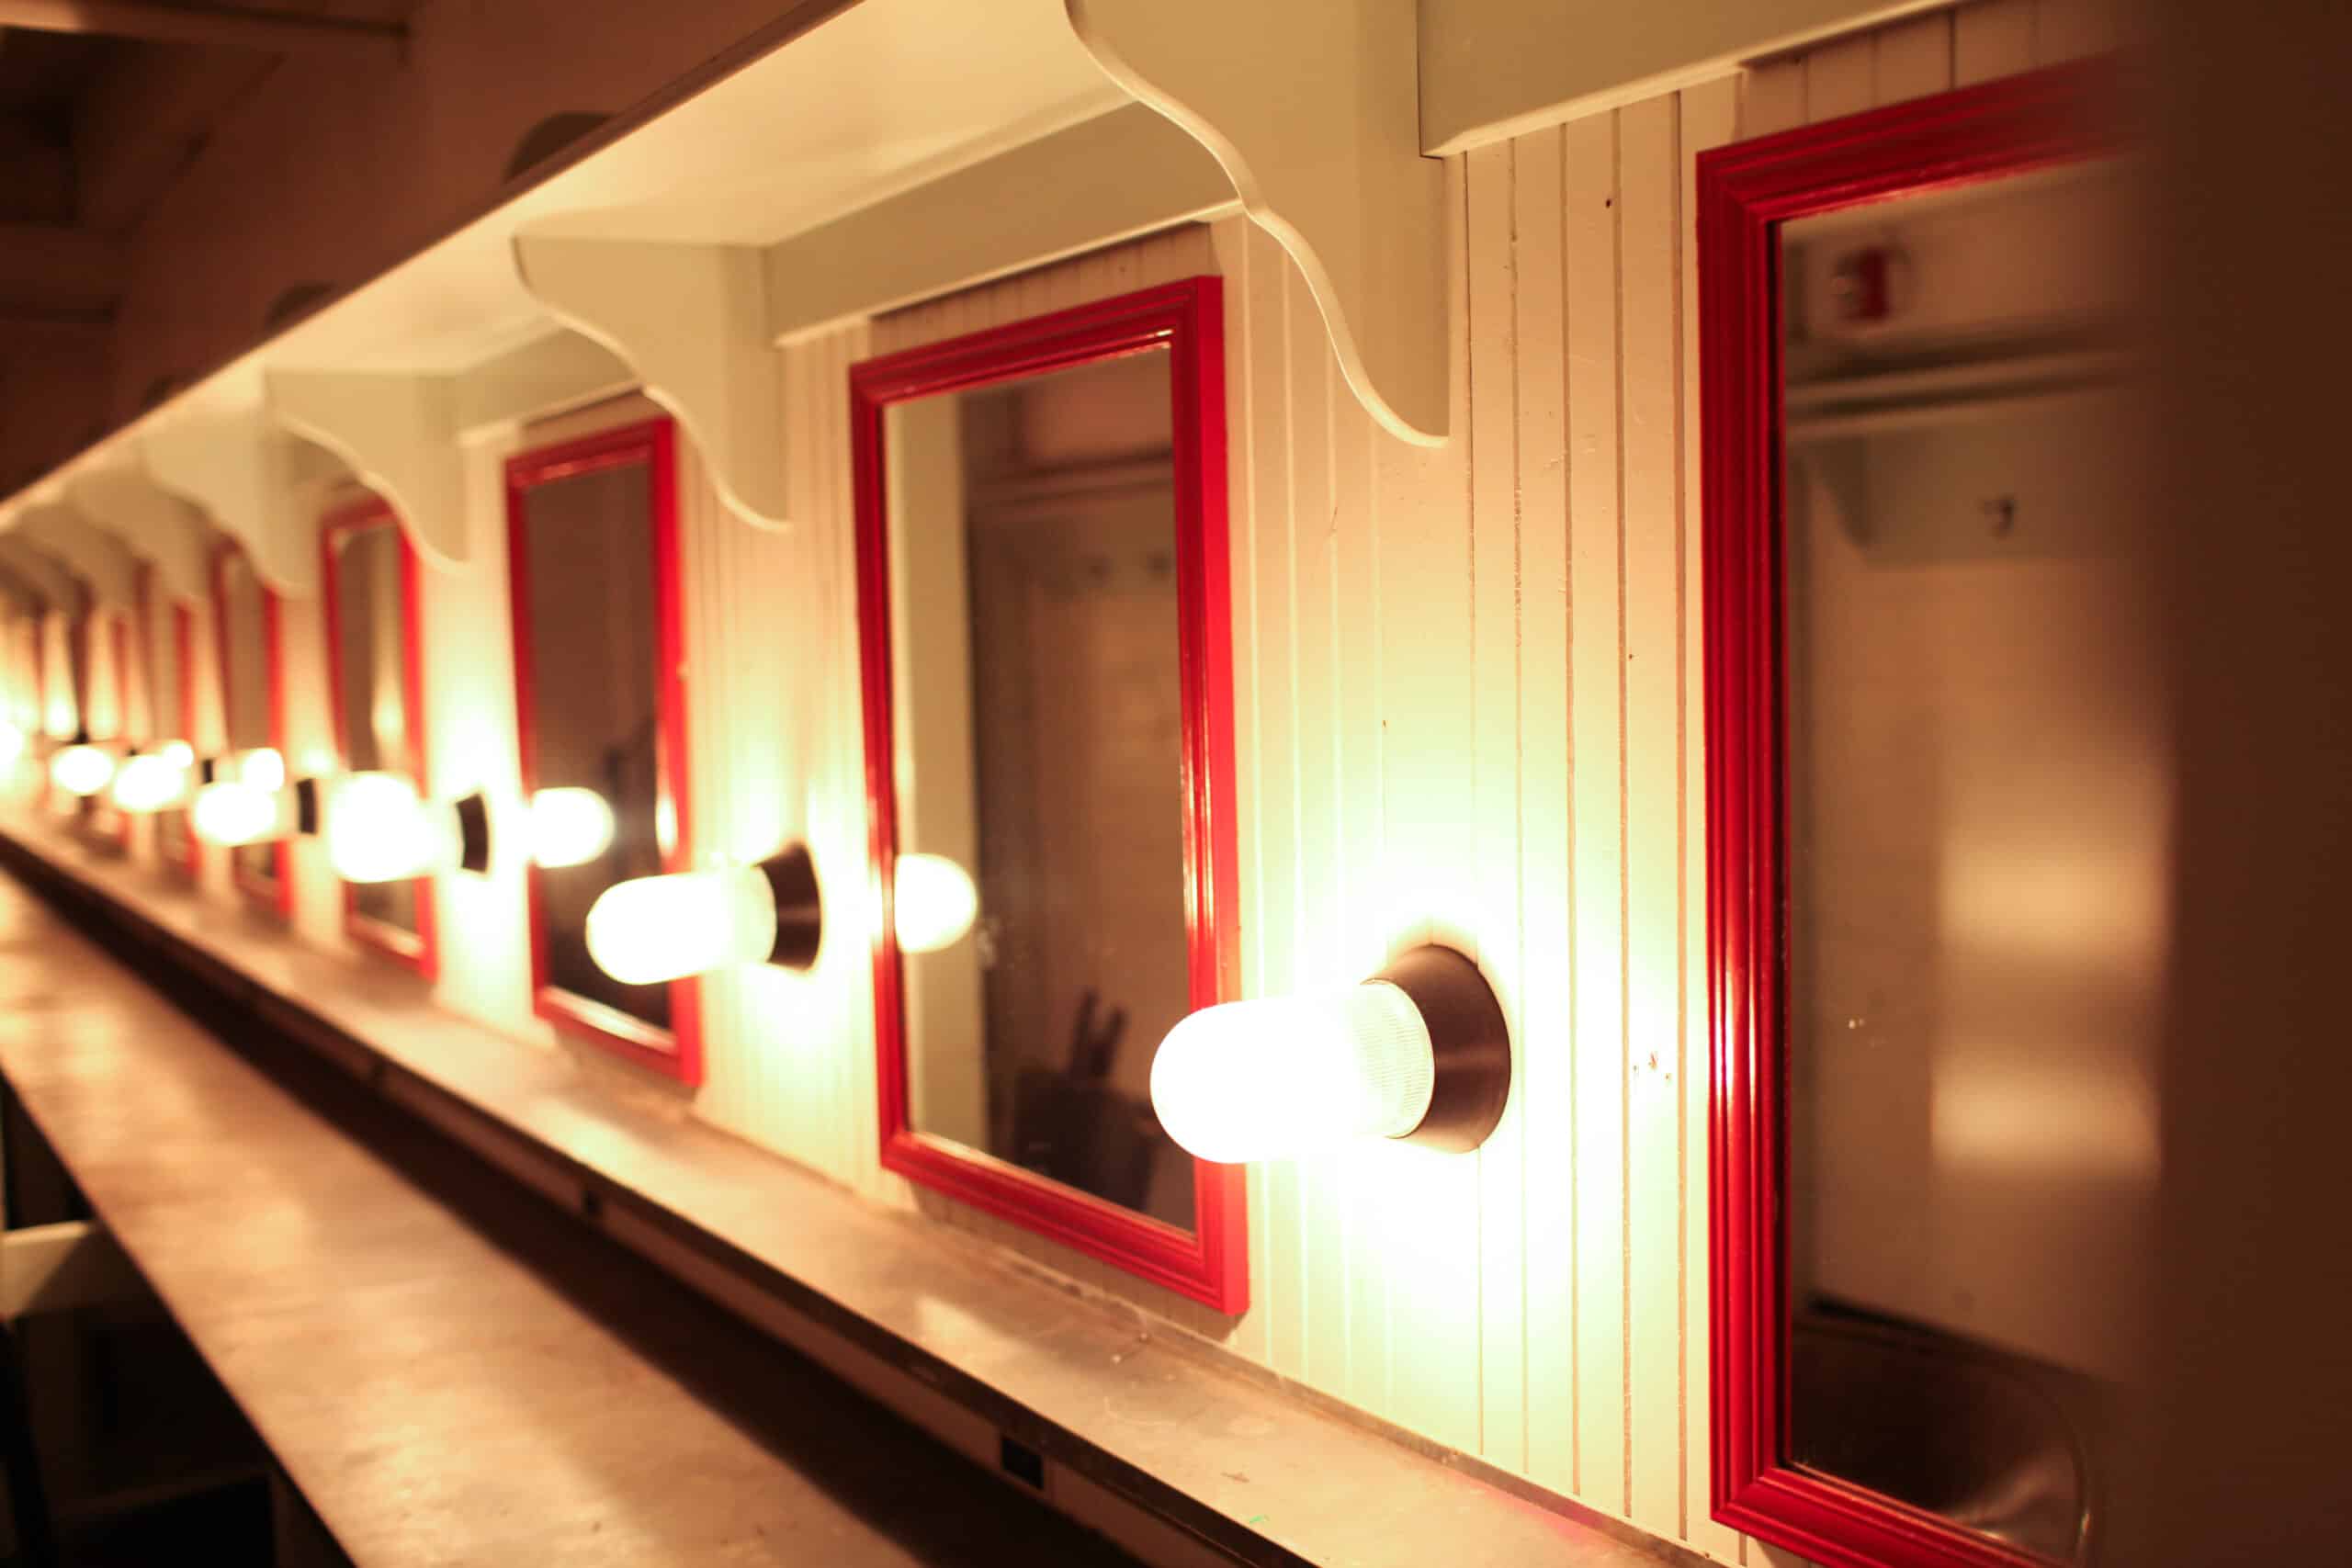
<box><xmin>450</xmin><ymin>330</ymin><xmax>634</xmax><ymax>434</ymax></box>
<box><xmin>15</xmin><ymin>502</ymin><xmax>140</xmax><ymax>613</ymax></box>
<box><xmin>268</xmin><ymin>370</ymin><xmax>467</xmax><ymax>571</ymax></box>
<box><xmin>765</xmin><ymin>103</ymin><xmax>1237</xmax><ymax>343</ymax></box>
<box><xmin>64</xmin><ymin>465</ymin><xmax>213</xmax><ymax>605</ymax></box>
<box><xmin>512</xmin><ymin>236</ymin><xmax>786</xmax><ymax>528</ymax></box>
<box><xmin>143</xmin><ymin>417</ymin><xmax>341</xmax><ymax>597</ymax></box>
<box><xmin>1065</xmin><ymin>0</ymin><xmax>1448</xmax><ymax>446</ymax></box>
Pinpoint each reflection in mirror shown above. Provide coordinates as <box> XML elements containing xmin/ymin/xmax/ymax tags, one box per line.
<box><xmin>327</xmin><ymin>508</ymin><xmax>427</xmax><ymax>961</ymax></box>
<box><xmin>1780</xmin><ymin>157</ymin><xmax>2149</xmax><ymax>1562</ymax></box>
<box><xmin>887</xmin><ymin>347</ymin><xmax>1198</xmax><ymax>1231</ymax></box>
<box><xmin>214</xmin><ymin>540</ymin><xmax>283</xmax><ymax>905</ymax></box>
<box><xmin>508</xmin><ymin>421</ymin><xmax>680</xmax><ymax>1059</ymax></box>
<box><xmin>150</xmin><ymin>591</ymin><xmax>197</xmax><ymax>872</ymax></box>
<box><xmin>81</xmin><ymin>609</ymin><xmax>130</xmax><ymax>847</ymax></box>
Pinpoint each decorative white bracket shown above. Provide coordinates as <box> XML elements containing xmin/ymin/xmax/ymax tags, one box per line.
<box><xmin>1065</xmin><ymin>0</ymin><xmax>1449</xmax><ymax>446</ymax></box>
<box><xmin>64</xmin><ymin>466</ymin><xmax>213</xmax><ymax>606</ymax></box>
<box><xmin>142</xmin><ymin>416</ymin><xmax>341</xmax><ymax>598</ymax></box>
<box><xmin>15</xmin><ymin>502</ymin><xmax>140</xmax><ymax>614</ymax></box>
<box><xmin>513</xmin><ymin>236</ymin><xmax>786</xmax><ymax>528</ymax></box>
<box><xmin>268</xmin><ymin>371</ymin><xmax>468</xmax><ymax>571</ymax></box>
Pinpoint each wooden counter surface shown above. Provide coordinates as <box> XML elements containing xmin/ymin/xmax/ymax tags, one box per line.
<box><xmin>0</xmin><ymin>869</ymin><xmax>1142</xmax><ymax>1567</ymax></box>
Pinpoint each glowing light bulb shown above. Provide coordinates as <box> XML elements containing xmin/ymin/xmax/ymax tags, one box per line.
<box><xmin>1150</xmin><ymin>984</ymin><xmax>1436</xmax><ymax>1164</ymax></box>
<box><xmin>894</xmin><ymin>852</ymin><xmax>978</xmax><ymax>953</ymax></box>
<box><xmin>158</xmin><ymin>739</ymin><xmax>195</xmax><ymax>768</ymax></box>
<box><xmin>584</xmin><ymin>866</ymin><xmax>777</xmax><ymax>987</ymax></box>
<box><xmin>50</xmin><ymin>743</ymin><xmax>117</xmax><ymax>797</ymax></box>
<box><xmin>526</xmin><ymin>787</ymin><xmax>614</xmax><ymax>868</ymax></box>
<box><xmin>235</xmin><ymin>748</ymin><xmax>286</xmax><ymax>791</ymax></box>
<box><xmin>191</xmin><ymin>781</ymin><xmax>288</xmax><ymax>845</ymax></box>
<box><xmin>0</xmin><ymin>721</ymin><xmax>23</xmax><ymax>767</ymax></box>
<box><xmin>324</xmin><ymin>773</ymin><xmax>462</xmax><ymax>883</ymax></box>
<box><xmin>111</xmin><ymin>752</ymin><xmax>191</xmax><ymax>812</ymax></box>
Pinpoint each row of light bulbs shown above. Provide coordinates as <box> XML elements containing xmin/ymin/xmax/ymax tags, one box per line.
<box><xmin>6</xmin><ymin>721</ymin><xmax>1514</xmax><ymax>1167</ymax></box>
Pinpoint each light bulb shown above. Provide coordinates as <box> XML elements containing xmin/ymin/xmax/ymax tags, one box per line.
<box><xmin>111</xmin><ymin>752</ymin><xmax>191</xmax><ymax>812</ymax></box>
<box><xmin>526</xmin><ymin>787</ymin><xmax>614</xmax><ymax>868</ymax></box>
<box><xmin>1148</xmin><ymin>945</ymin><xmax>1515</xmax><ymax>1165</ymax></box>
<box><xmin>325</xmin><ymin>773</ymin><xmax>462</xmax><ymax>883</ymax></box>
<box><xmin>158</xmin><ymin>739</ymin><xmax>195</xmax><ymax>768</ymax></box>
<box><xmin>50</xmin><ymin>743</ymin><xmax>118</xmax><ymax>797</ymax></box>
<box><xmin>190</xmin><ymin>781</ymin><xmax>287</xmax><ymax>846</ymax></box>
<box><xmin>894</xmin><ymin>852</ymin><xmax>978</xmax><ymax>953</ymax></box>
<box><xmin>1151</xmin><ymin>984</ymin><xmax>1435</xmax><ymax>1164</ymax></box>
<box><xmin>584</xmin><ymin>866</ymin><xmax>776</xmax><ymax>987</ymax></box>
<box><xmin>234</xmin><ymin>748</ymin><xmax>286</xmax><ymax>791</ymax></box>
<box><xmin>0</xmin><ymin>721</ymin><xmax>23</xmax><ymax>767</ymax></box>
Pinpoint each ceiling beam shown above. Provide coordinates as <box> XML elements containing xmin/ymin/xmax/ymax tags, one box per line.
<box><xmin>0</xmin><ymin>224</ymin><xmax>126</xmax><ymax>313</ymax></box>
<box><xmin>0</xmin><ymin>2</ymin><xmax>404</xmax><ymax>62</ymax></box>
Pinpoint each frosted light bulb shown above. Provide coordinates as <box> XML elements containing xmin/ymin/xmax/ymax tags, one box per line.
<box><xmin>191</xmin><ymin>781</ymin><xmax>286</xmax><ymax>846</ymax></box>
<box><xmin>1151</xmin><ymin>984</ymin><xmax>1436</xmax><ymax>1164</ymax></box>
<box><xmin>894</xmin><ymin>852</ymin><xmax>978</xmax><ymax>953</ymax></box>
<box><xmin>526</xmin><ymin>787</ymin><xmax>614</xmax><ymax>868</ymax></box>
<box><xmin>585</xmin><ymin>867</ymin><xmax>776</xmax><ymax>987</ymax></box>
<box><xmin>50</xmin><ymin>743</ymin><xmax>116</xmax><ymax>797</ymax></box>
<box><xmin>326</xmin><ymin>773</ymin><xmax>462</xmax><ymax>884</ymax></box>
<box><xmin>1148</xmin><ymin>945</ymin><xmax>1515</xmax><ymax>1164</ymax></box>
<box><xmin>111</xmin><ymin>752</ymin><xmax>191</xmax><ymax>812</ymax></box>
<box><xmin>0</xmin><ymin>721</ymin><xmax>23</xmax><ymax>767</ymax></box>
<box><xmin>235</xmin><ymin>747</ymin><xmax>286</xmax><ymax>791</ymax></box>
<box><xmin>158</xmin><ymin>739</ymin><xmax>195</xmax><ymax>768</ymax></box>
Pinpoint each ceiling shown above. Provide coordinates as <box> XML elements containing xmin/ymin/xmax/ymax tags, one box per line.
<box><xmin>0</xmin><ymin>2</ymin><xmax>418</xmax><ymax>326</ymax></box>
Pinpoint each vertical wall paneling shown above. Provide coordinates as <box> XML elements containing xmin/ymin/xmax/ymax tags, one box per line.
<box><xmin>1464</xmin><ymin>137</ymin><xmax>1527</xmax><ymax>1472</ymax></box>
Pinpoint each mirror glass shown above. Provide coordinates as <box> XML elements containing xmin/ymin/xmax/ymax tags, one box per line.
<box><xmin>329</xmin><ymin>518</ymin><xmax>423</xmax><ymax>943</ymax></box>
<box><xmin>151</xmin><ymin>594</ymin><xmax>194</xmax><ymax>867</ymax></box>
<box><xmin>1779</xmin><ymin>158</ymin><xmax>2150</xmax><ymax>1561</ymax></box>
<box><xmin>513</xmin><ymin>450</ymin><xmax>671</xmax><ymax>1038</ymax></box>
<box><xmin>216</xmin><ymin>543</ymin><xmax>279</xmax><ymax>897</ymax></box>
<box><xmin>886</xmin><ymin>347</ymin><xmax>1197</xmax><ymax>1229</ymax></box>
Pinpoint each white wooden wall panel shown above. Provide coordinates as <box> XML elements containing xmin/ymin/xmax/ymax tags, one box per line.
<box><xmin>87</xmin><ymin>6</ymin><xmax>2112</xmax><ymax>1562</ymax></box>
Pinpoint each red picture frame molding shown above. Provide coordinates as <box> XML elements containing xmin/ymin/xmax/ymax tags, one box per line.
<box><xmin>503</xmin><ymin>415</ymin><xmax>701</xmax><ymax>1086</ymax></box>
<box><xmin>1700</xmin><ymin>62</ymin><xmax>2119</xmax><ymax>1568</ymax></box>
<box><xmin>210</xmin><ymin>536</ymin><xmax>290</xmax><ymax>916</ymax></box>
<box><xmin>321</xmin><ymin>496</ymin><xmax>437</xmax><ymax>978</ymax></box>
<box><xmin>850</xmin><ymin>276</ymin><xmax>1248</xmax><ymax>1314</ymax></box>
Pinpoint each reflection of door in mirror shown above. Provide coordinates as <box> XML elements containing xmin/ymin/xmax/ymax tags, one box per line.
<box><xmin>887</xmin><ymin>349</ymin><xmax>1198</xmax><ymax>1229</ymax></box>
<box><xmin>1706</xmin><ymin>64</ymin><xmax>2144</xmax><ymax>1568</ymax></box>
<box><xmin>213</xmin><ymin>539</ymin><xmax>287</xmax><ymax>910</ymax></box>
<box><xmin>325</xmin><ymin>501</ymin><xmax>432</xmax><ymax>971</ymax></box>
<box><xmin>505</xmin><ymin>416</ymin><xmax>690</xmax><ymax>1077</ymax></box>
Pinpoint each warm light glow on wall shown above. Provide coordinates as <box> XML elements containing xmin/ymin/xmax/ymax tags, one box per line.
<box><xmin>1149</xmin><ymin>945</ymin><xmax>1512</xmax><ymax>1164</ymax></box>
<box><xmin>893</xmin><ymin>852</ymin><xmax>978</xmax><ymax>953</ymax></box>
<box><xmin>49</xmin><ymin>743</ymin><xmax>118</xmax><ymax>798</ymax></box>
<box><xmin>111</xmin><ymin>751</ymin><xmax>192</xmax><ymax>812</ymax></box>
<box><xmin>585</xmin><ymin>845</ymin><xmax>822</xmax><ymax>986</ymax></box>
<box><xmin>190</xmin><ymin>781</ymin><xmax>288</xmax><ymax>846</ymax></box>
<box><xmin>525</xmin><ymin>787</ymin><xmax>615</xmax><ymax>868</ymax></box>
<box><xmin>0</xmin><ymin>721</ymin><xmax>23</xmax><ymax>768</ymax></box>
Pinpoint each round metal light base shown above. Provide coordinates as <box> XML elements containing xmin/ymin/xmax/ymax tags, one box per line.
<box><xmin>1374</xmin><ymin>944</ymin><xmax>1512</xmax><ymax>1154</ymax></box>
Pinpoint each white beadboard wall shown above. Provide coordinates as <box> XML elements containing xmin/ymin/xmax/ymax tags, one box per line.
<box><xmin>62</xmin><ymin>4</ymin><xmax>2122</xmax><ymax>1563</ymax></box>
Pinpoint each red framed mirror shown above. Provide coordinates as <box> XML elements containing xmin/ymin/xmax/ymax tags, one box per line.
<box><xmin>851</xmin><ymin>277</ymin><xmax>1246</xmax><ymax>1313</ymax></box>
<box><xmin>504</xmin><ymin>415</ymin><xmax>699</xmax><ymax>1084</ymax></box>
<box><xmin>322</xmin><ymin>496</ymin><xmax>435</xmax><ymax>976</ymax></box>
<box><xmin>1702</xmin><ymin>62</ymin><xmax>2143</xmax><ymax>1568</ymax></box>
<box><xmin>212</xmin><ymin>535</ymin><xmax>289</xmax><ymax>915</ymax></box>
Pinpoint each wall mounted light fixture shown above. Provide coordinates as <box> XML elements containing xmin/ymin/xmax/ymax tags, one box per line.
<box><xmin>0</xmin><ymin>721</ymin><xmax>25</xmax><ymax>768</ymax></box>
<box><xmin>523</xmin><ymin>786</ymin><xmax>616</xmax><ymax>869</ymax></box>
<box><xmin>321</xmin><ymin>772</ymin><xmax>491</xmax><ymax>883</ymax></box>
<box><xmin>190</xmin><ymin>779</ymin><xmax>291</xmax><ymax>846</ymax></box>
<box><xmin>109</xmin><ymin>741</ymin><xmax>198</xmax><ymax>812</ymax></box>
<box><xmin>48</xmin><ymin>733</ymin><xmax>119</xmax><ymax>798</ymax></box>
<box><xmin>583</xmin><ymin>844</ymin><xmax>821</xmax><ymax>987</ymax></box>
<box><xmin>1150</xmin><ymin>944</ymin><xmax>1512</xmax><ymax>1164</ymax></box>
